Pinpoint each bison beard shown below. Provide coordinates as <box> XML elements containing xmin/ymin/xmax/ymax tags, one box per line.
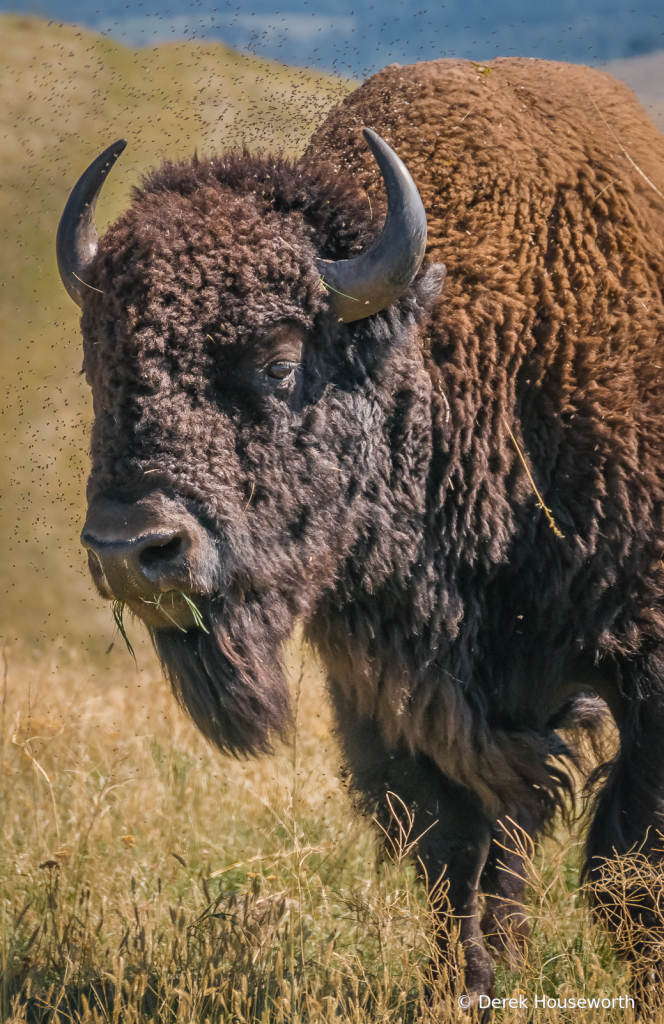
<box><xmin>153</xmin><ymin>601</ymin><xmax>292</xmax><ymax>757</ymax></box>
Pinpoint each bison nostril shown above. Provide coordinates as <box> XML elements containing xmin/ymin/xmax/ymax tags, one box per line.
<box><xmin>139</xmin><ymin>535</ymin><xmax>184</xmax><ymax>573</ymax></box>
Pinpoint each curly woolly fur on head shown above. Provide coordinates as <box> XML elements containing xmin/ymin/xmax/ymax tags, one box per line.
<box><xmin>81</xmin><ymin>144</ymin><xmax>442</xmax><ymax>758</ymax></box>
<box><xmin>80</xmin><ymin>58</ymin><xmax>664</xmax><ymax>834</ymax></box>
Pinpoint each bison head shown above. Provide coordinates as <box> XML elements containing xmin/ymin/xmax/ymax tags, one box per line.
<box><xmin>56</xmin><ymin>131</ymin><xmax>445</xmax><ymax>755</ymax></box>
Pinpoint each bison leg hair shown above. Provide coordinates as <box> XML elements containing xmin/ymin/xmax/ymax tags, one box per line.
<box><xmin>480</xmin><ymin>821</ymin><xmax>535</xmax><ymax>968</ymax></box>
<box><xmin>332</xmin><ymin>705</ymin><xmax>495</xmax><ymax>999</ymax></box>
<box><xmin>585</xmin><ymin>647</ymin><xmax>664</xmax><ymax>1003</ymax></box>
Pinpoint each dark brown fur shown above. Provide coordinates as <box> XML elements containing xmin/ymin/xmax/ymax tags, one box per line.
<box><xmin>78</xmin><ymin>58</ymin><xmax>664</xmax><ymax>1000</ymax></box>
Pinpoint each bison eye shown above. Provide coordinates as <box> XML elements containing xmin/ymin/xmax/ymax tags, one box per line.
<box><xmin>265</xmin><ymin>360</ymin><xmax>297</xmax><ymax>382</ymax></box>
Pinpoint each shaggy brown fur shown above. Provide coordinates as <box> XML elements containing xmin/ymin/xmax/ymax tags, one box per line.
<box><xmin>76</xmin><ymin>58</ymin><xmax>664</xmax><ymax>1002</ymax></box>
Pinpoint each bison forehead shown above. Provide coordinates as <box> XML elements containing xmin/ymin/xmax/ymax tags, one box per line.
<box><xmin>88</xmin><ymin>184</ymin><xmax>328</xmax><ymax>347</ymax></box>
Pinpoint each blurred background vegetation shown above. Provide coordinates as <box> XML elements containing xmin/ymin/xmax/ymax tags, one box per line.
<box><xmin>1</xmin><ymin>0</ymin><xmax>664</xmax><ymax>72</ymax></box>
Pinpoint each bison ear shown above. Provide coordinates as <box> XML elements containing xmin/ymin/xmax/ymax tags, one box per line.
<box><xmin>410</xmin><ymin>263</ymin><xmax>446</xmax><ymax>321</ymax></box>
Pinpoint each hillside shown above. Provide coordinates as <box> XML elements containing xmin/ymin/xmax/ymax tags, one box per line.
<box><xmin>0</xmin><ymin>14</ymin><xmax>350</xmax><ymax>653</ymax></box>
<box><xmin>1</xmin><ymin>0</ymin><xmax>663</xmax><ymax>70</ymax></box>
<box><xmin>0</xmin><ymin>15</ymin><xmax>661</xmax><ymax>655</ymax></box>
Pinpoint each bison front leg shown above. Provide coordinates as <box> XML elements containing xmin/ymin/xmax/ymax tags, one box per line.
<box><xmin>480</xmin><ymin>824</ymin><xmax>531</xmax><ymax>968</ymax></box>
<box><xmin>332</xmin><ymin>708</ymin><xmax>495</xmax><ymax>1000</ymax></box>
<box><xmin>586</xmin><ymin>650</ymin><xmax>664</xmax><ymax>1006</ymax></box>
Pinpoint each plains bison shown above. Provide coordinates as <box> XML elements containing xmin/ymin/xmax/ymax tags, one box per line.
<box><xmin>56</xmin><ymin>57</ymin><xmax>664</xmax><ymax>1001</ymax></box>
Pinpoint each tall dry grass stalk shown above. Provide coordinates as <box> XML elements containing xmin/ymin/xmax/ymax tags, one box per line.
<box><xmin>0</xmin><ymin>640</ymin><xmax>660</xmax><ymax>1021</ymax></box>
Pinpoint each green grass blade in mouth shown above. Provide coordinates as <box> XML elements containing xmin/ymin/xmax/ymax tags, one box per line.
<box><xmin>180</xmin><ymin>593</ymin><xmax>210</xmax><ymax>634</ymax></box>
<box><xmin>144</xmin><ymin>591</ymin><xmax>209</xmax><ymax>633</ymax></box>
<box><xmin>112</xmin><ymin>600</ymin><xmax>136</xmax><ymax>661</ymax></box>
<box><xmin>151</xmin><ymin>592</ymin><xmax>187</xmax><ymax>632</ymax></box>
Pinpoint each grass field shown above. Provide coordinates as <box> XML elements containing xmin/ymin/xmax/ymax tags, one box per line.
<box><xmin>2</xmin><ymin>16</ymin><xmax>664</xmax><ymax>1020</ymax></box>
<box><xmin>0</xmin><ymin>641</ymin><xmax>650</xmax><ymax>1023</ymax></box>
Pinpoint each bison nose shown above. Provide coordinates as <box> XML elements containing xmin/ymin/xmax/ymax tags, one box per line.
<box><xmin>81</xmin><ymin>492</ymin><xmax>216</xmax><ymax>606</ymax></box>
<box><xmin>82</xmin><ymin>529</ymin><xmax>191</xmax><ymax>598</ymax></box>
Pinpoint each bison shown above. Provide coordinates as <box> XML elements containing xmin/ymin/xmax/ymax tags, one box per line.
<box><xmin>56</xmin><ymin>57</ymin><xmax>664</xmax><ymax>1002</ymax></box>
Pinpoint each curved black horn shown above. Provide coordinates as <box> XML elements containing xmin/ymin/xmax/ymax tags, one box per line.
<box><xmin>316</xmin><ymin>129</ymin><xmax>427</xmax><ymax>323</ymax></box>
<box><xmin>56</xmin><ymin>139</ymin><xmax>127</xmax><ymax>307</ymax></box>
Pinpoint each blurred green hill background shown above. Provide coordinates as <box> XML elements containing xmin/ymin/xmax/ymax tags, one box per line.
<box><xmin>0</xmin><ymin>13</ymin><xmax>661</xmax><ymax>659</ymax></box>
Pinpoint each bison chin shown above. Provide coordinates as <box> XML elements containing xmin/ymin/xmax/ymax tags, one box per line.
<box><xmin>152</xmin><ymin>606</ymin><xmax>292</xmax><ymax>757</ymax></box>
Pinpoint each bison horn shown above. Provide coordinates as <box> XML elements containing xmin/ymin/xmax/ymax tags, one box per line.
<box><xmin>316</xmin><ymin>129</ymin><xmax>427</xmax><ymax>323</ymax></box>
<box><xmin>56</xmin><ymin>139</ymin><xmax>127</xmax><ymax>307</ymax></box>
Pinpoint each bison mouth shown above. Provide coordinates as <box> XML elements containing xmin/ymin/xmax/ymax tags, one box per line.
<box><xmin>82</xmin><ymin>487</ymin><xmax>293</xmax><ymax>755</ymax></box>
<box><xmin>126</xmin><ymin>589</ymin><xmax>206</xmax><ymax>631</ymax></box>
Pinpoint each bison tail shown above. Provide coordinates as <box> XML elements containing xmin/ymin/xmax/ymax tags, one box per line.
<box><xmin>549</xmin><ymin>693</ymin><xmax>614</xmax><ymax>768</ymax></box>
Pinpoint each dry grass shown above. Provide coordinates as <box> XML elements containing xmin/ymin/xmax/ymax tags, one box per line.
<box><xmin>0</xmin><ymin>637</ymin><xmax>661</xmax><ymax>1023</ymax></box>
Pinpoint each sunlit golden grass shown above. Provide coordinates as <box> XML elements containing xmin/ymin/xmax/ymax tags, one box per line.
<box><xmin>0</xmin><ymin>638</ymin><xmax>661</xmax><ymax>1022</ymax></box>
